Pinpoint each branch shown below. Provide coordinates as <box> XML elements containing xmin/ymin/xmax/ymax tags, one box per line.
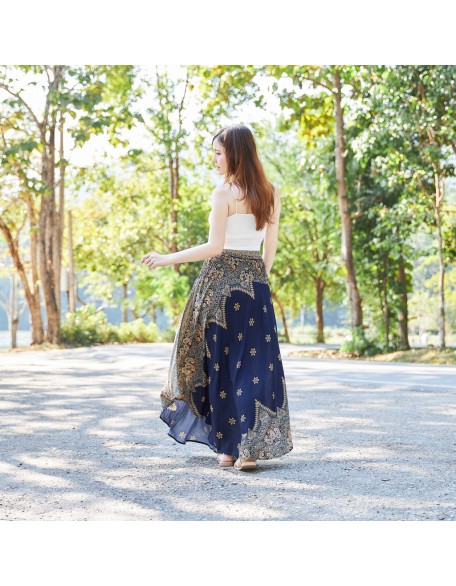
<box><xmin>178</xmin><ymin>68</ymin><xmax>190</xmax><ymax>121</ymax></box>
<box><xmin>262</xmin><ymin>152</ymin><xmax>286</xmax><ymax>179</ymax></box>
<box><xmin>417</xmin><ymin>176</ymin><xmax>431</xmax><ymax>196</ymax></box>
<box><xmin>17</xmin><ymin>210</ymin><xmax>28</xmax><ymax>235</ymax></box>
<box><xmin>281</xmin><ymin>232</ymin><xmax>317</xmax><ymax>281</ymax></box>
<box><xmin>310</xmin><ymin>217</ymin><xmax>320</xmax><ymax>257</ymax></box>
<box><xmin>44</xmin><ymin>66</ymin><xmax>51</xmax><ymax>87</ymax></box>
<box><xmin>298</xmin><ymin>73</ymin><xmax>334</xmax><ymax>95</ymax></box>
<box><xmin>18</xmin><ymin>300</ymin><xmax>28</xmax><ymax>318</ymax></box>
<box><xmin>77</xmin><ymin>293</ymin><xmax>87</xmax><ymax>306</ymax></box>
<box><xmin>0</xmin><ymin>217</ymin><xmax>32</xmax><ymax>299</ymax></box>
<box><xmin>0</xmin><ymin>83</ymin><xmax>42</xmax><ymax>131</ymax></box>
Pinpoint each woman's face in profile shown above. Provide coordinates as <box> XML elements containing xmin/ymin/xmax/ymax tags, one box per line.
<box><xmin>212</xmin><ymin>139</ymin><xmax>227</xmax><ymax>176</ymax></box>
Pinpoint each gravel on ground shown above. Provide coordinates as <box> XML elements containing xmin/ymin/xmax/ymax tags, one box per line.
<box><xmin>1</xmin><ymin>343</ymin><xmax>455</xmax><ymax>521</ymax></box>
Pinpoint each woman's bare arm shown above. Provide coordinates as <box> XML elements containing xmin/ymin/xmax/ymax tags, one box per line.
<box><xmin>168</xmin><ymin>189</ymin><xmax>228</xmax><ymax>263</ymax></box>
<box><xmin>262</xmin><ymin>186</ymin><xmax>281</xmax><ymax>275</ymax></box>
<box><xmin>141</xmin><ymin>188</ymin><xmax>228</xmax><ymax>269</ymax></box>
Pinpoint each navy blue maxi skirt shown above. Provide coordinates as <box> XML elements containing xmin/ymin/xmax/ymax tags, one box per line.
<box><xmin>160</xmin><ymin>248</ymin><xmax>293</xmax><ymax>461</ymax></box>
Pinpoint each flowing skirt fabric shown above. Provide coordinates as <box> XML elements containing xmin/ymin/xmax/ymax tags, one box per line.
<box><xmin>160</xmin><ymin>248</ymin><xmax>293</xmax><ymax>460</ymax></box>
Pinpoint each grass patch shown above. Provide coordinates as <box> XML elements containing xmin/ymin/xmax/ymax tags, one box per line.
<box><xmin>369</xmin><ymin>348</ymin><xmax>456</xmax><ymax>365</ymax></box>
<box><xmin>289</xmin><ymin>347</ymin><xmax>456</xmax><ymax>365</ymax></box>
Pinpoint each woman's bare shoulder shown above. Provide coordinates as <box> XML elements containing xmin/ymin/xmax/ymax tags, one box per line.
<box><xmin>212</xmin><ymin>183</ymin><xmax>233</xmax><ymax>203</ymax></box>
<box><xmin>210</xmin><ymin>184</ymin><xmax>232</xmax><ymax>213</ymax></box>
<box><xmin>212</xmin><ymin>182</ymin><xmax>232</xmax><ymax>195</ymax></box>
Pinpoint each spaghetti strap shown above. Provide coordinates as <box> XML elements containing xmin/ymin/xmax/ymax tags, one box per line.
<box><xmin>229</xmin><ymin>183</ymin><xmax>238</xmax><ymax>214</ymax></box>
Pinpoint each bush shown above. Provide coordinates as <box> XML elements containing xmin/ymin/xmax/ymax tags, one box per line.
<box><xmin>61</xmin><ymin>305</ymin><xmax>119</xmax><ymax>347</ymax></box>
<box><xmin>117</xmin><ymin>319</ymin><xmax>159</xmax><ymax>343</ymax></box>
<box><xmin>158</xmin><ymin>326</ymin><xmax>177</xmax><ymax>343</ymax></box>
<box><xmin>340</xmin><ymin>327</ymin><xmax>381</xmax><ymax>357</ymax></box>
<box><xmin>62</xmin><ymin>307</ymin><xmax>164</xmax><ymax>347</ymax></box>
<box><xmin>380</xmin><ymin>334</ymin><xmax>402</xmax><ymax>353</ymax></box>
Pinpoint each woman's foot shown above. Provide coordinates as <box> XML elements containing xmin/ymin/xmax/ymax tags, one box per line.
<box><xmin>217</xmin><ymin>453</ymin><xmax>235</xmax><ymax>467</ymax></box>
<box><xmin>234</xmin><ymin>457</ymin><xmax>257</xmax><ymax>471</ymax></box>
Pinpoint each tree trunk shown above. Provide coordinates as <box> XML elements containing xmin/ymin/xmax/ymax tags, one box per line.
<box><xmin>67</xmin><ymin>210</ymin><xmax>76</xmax><ymax>312</ymax></box>
<box><xmin>272</xmin><ymin>292</ymin><xmax>290</xmax><ymax>343</ymax></box>
<box><xmin>397</xmin><ymin>254</ymin><xmax>410</xmax><ymax>350</ymax></box>
<box><xmin>39</xmin><ymin>122</ymin><xmax>60</xmax><ymax>344</ymax></box>
<box><xmin>315</xmin><ymin>277</ymin><xmax>325</xmax><ymax>343</ymax></box>
<box><xmin>10</xmin><ymin>271</ymin><xmax>18</xmax><ymax>349</ymax></box>
<box><xmin>53</xmin><ymin>113</ymin><xmax>65</xmax><ymax>317</ymax></box>
<box><xmin>434</xmin><ymin>173</ymin><xmax>446</xmax><ymax>349</ymax></box>
<box><xmin>29</xmin><ymin>297</ymin><xmax>44</xmax><ymax>345</ymax></box>
<box><xmin>24</xmin><ymin>194</ymin><xmax>44</xmax><ymax>344</ymax></box>
<box><xmin>427</xmin><ymin>126</ymin><xmax>446</xmax><ymax>350</ymax></box>
<box><xmin>333</xmin><ymin>68</ymin><xmax>363</xmax><ymax>330</ymax></box>
<box><xmin>122</xmin><ymin>282</ymin><xmax>129</xmax><ymax>323</ymax></box>
<box><xmin>382</xmin><ymin>256</ymin><xmax>390</xmax><ymax>348</ymax></box>
<box><xmin>0</xmin><ymin>217</ymin><xmax>44</xmax><ymax>345</ymax></box>
<box><xmin>11</xmin><ymin>316</ymin><xmax>19</xmax><ymax>349</ymax></box>
<box><xmin>376</xmin><ymin>265</ymin><xmax>385</xmax><ymax>339</ymax></box>
<box><xmin>38</xmin><ymin>65</ymin><xmax>64</xmax><ymax>344</ymax></box>
<box><xmin>169</xmin><ymin>155</ymin><xmax>180</xmax><ymax>273</ymax></box>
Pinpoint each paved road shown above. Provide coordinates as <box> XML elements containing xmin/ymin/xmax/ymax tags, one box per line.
<box><xmin>0</xmin><ymin>343</ymin><xmax>455</xmax><ymax>520</ymax></box>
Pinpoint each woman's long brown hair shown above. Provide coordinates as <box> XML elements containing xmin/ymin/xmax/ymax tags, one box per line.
<box><xmin>212</xmin><ymin>124</ymin><xmax>276</xmax><ymax>231</ymax></box>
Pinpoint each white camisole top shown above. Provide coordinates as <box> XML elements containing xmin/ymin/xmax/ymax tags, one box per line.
<box><xmin>208</xmin><ymin>190</ymin><xmax>267</xmax><ymax>251</ymax></box>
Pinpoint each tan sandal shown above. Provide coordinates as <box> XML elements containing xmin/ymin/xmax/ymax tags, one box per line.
<box><xmin>217</xmin><ymin>454</ymin><xmax>235</xmax><ymax>467</ymax></box>
<box><xmin>234</xmin><ymin>458</ymin><xmax>257</xmax><ymax>471</ymax></box>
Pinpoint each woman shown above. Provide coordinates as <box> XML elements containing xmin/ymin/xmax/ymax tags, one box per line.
<box><xmin>141</xmin><ymin>123</ymin><xmax>293</xmax><ymax>471</ymax></box>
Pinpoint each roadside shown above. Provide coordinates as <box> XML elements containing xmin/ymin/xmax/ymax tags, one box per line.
<box><xmin>3</xmin><ymin>332</ymin><xmax>455</xmax><ymax>366</ymax></box>
<box><xmin>289</xmin><ymin>346</ymin><xmax>456</xmax><ymax>365</ymax></box>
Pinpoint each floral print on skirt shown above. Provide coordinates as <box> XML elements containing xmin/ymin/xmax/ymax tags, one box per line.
<box><xmin>160</xmin><ymin>248</ymin><xmax>293</xmax><ymax>461</ymax></box>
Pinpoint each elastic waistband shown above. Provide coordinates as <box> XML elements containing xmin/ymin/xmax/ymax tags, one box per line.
<box><xmin>201</xmin><ymin>248</ymin><xmax>268</xmax><ymax>284</ymax></box>
<box><xmin>219</xmin><ymin>248</ymin><xmax>263</xmax><ymax>260</ymax></box>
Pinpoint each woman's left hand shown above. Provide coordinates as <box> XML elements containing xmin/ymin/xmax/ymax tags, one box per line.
<box><xmin>141</xmin><ymin>251</ymin><xmax>169</xmax><ymax>269</ymax></box>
